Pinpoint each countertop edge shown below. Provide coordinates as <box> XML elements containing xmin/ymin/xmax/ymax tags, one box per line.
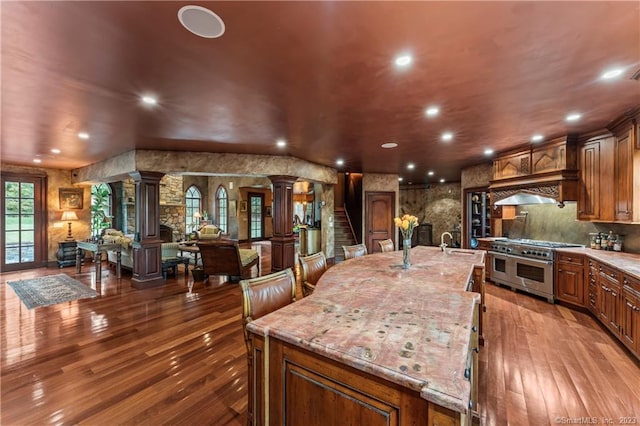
<box><xmin>555</xmin><ymin>247</ymin><xmax>640</xmax><ymax>280</ymax></box>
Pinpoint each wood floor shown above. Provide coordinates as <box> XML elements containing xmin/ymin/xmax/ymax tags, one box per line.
<box><xmin>2</xmin><ymin>245</ymin><xmax>639</xmax><ymax>425</ymax></box>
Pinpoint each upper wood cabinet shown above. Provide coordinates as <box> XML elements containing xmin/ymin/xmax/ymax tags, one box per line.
<box><xmin>577</xmin><ymin>110</ymin><xmax>639</xmax><ymax>223</ymax></box>
<box><xmin>492</xmin><ymin>136</ymin><xmax>577</xmax><ymax>181</ymax></box>
<box><xmin>613</xmin><ymin>123</ymin><xmax>637</xmax><ymax>222</ymax></box>
<box><xmin>577</xmin><ymin>134</ymin><xmax>615</xmax><ymax>221</ymax></box>
<box><xmin>493</xmin><ymin>149</ymin><xmax>531</xmax><ymax>180</ymax></box>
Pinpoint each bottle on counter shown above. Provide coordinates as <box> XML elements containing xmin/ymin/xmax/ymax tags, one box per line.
<box><xmin>614</xmin><ymin>236</ymin><xmax>623</xmax><ymax>252</ymax></box>
<box><xmin>594</xmin><ymin>233</ymin><xmax>602</xmax><ymax>250</ymax></box>
<box><xmin>606</xmin><ymin>231</ymin><xmax>615</xmax><ymax>251</ymax></box>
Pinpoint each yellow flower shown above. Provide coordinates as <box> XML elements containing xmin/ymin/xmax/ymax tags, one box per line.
<box><xmin>394</xmin><ymin>217</ymin><xmax>402</xmax><ymax>227</ymax></box>
<box><xmin>402</xmin><ymin>220</ymin><xmax>409</xmax><ymax>230</ymax></box>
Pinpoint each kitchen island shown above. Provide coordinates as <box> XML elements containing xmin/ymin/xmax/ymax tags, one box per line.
<box><xmin>245</xmin><ymin>246</ymin><xmax>484</xmax><ymax>426</ymax></box>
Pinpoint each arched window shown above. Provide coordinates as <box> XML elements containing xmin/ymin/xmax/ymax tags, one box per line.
<box><xmin>185</xmin><ymin>185</ymin><xmax>202</xmax><ymax>233</ymax></box>
<box><xmin>91</xmin><ymin>183</ymin><xmax>112</xmax><ymax>237</ymax></box>
<box><xmin>216</xmin><ymin>186</ymin><xmax>228</xmax><ymax>233</ymax></box>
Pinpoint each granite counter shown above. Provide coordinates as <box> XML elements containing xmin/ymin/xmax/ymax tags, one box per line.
<box><xmin>556</xmin><ymin>247</ymin><xmax>640</xmax><ymax>280</ymax></box>
<box><xmin>246</xmin><ymin>246</ymin><xmax>483</xmax><ymax>420</ymax></box>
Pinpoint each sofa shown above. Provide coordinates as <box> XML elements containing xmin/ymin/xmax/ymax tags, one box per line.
<box><xmin>102</xmin><ymin>229</ymin><xmax>188</xmax><ymax>277</ymax></box>
<box><xmin>197</xmin><ymin>224</ymin><xmax>222</xmax><ymax>240</ymax></box>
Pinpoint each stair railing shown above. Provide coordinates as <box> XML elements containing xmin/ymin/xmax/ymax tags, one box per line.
<box><xmin>343</xmin><ymin>204</ymin><xmax>358</xmax><ymax>244</ymax></box>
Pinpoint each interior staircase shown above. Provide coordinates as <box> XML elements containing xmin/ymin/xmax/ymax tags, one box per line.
<box><xmin>333</xmin><ymin>207</ymin><xmax>356</xmax><ymax>263</ymax></box>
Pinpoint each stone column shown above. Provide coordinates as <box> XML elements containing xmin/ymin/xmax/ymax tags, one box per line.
<box><xmin>269</xmin><ymin>175</ymin><xmax>297</xmax><ymax>272</ymax></box>
<box><xmin>130</xmin><ymin>171</ymin><xmax>165</xmax><ymax>288</ymax></box>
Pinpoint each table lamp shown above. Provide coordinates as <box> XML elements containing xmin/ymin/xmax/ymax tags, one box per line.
<box><xmin>193</xmin><ymin>211</ymin><xmax>201</xmax><ymax>231</ymax></box>
<box><xmin>61</xmin><ymin>211</ymin><xmax>78</xmax><ymax>241</ymax></box>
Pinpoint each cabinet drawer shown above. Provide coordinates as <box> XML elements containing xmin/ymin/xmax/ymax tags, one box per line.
<box><xmin>557</xmin><ymin>253</ymin><xmax>584</xmax><ymax>266</ymax></box>
<box><xmin>623</xmin><ymin>274</ymin><xmax>640</xmax><ymax>294</ymax></box>
<box><xmin>599</xmin><ymin>263</ymin><xmax>621</xmax><ymax>283</ymax></box>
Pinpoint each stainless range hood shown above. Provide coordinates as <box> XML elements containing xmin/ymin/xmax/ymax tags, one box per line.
<box><xmin>494</xmin><ymin>192</ymin><xmax>558</xmax><ymax>206</ymax></box>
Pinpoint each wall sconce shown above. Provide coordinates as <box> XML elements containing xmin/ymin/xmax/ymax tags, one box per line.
<box><xmin>61</xmin><ymin>211</ymin><xmax>79</xmax><ymax>241</ymax></box>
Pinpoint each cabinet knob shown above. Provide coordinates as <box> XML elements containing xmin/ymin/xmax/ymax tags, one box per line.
<box><xmin>464</xmin><ymin>368</ymin><xmax>471</xmax><ymax>380</ymax></box>
<box><xmin>567</xmin><ymin>257</ymin><xmax>572</xmax><ymax>261</ymax></box>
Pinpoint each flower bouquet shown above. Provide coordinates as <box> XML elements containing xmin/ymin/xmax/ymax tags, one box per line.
<box><xmin>394</xmin><ymin>214</ymin><xmax>419</xmax><ymax>269</ymax></box>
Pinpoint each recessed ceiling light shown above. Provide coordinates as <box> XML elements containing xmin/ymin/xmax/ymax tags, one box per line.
<box><xmin>531</xmin><ymin>134</ymin><xmax>544</xmax><ymax>142</ymax></box>
<box><xmin>51</xmin><ymin>148</ymin><xmax>61</xmax><ymax>154</ymax></box>
<box><xmin>565</xmin><ymin>113</ymin><xmax>582</xmax><ymax>122</ymax></box>
<box><xmin>78</xmin><ymin>132</ymin><xmax>90</xmax><ymax>140</ymax></box>
<box><xmin>141</xmin><ymin>95</ymin><xmax>158</xmax><ymax>105</ymax></box>
<box><xmin>33</xmin><ymin>158</ymin><xmax>42</xmax><ymax>164</ymax></box>
<box><xmin>178</xmin><ymin>5</ymin><xmax>225</xmax><ymax>39</ymax></box>
<box><xmin>394</xmin><ymin>54</ymin><xmax>412</xmax><ymax>67</ymax></box>
<box><xmin>398</xmin><ymin>177</ymin><xmax>403</xmax><ymax>182</ymax></box>
<box><xmin>407</xmin><ymin>163</ymin><xmax>415</xmax><ymax>170</ymax></box>
<box><xmin>276</xmin><ymin>139</ymin><xmax>286</xmax><ymax>148</ymax></box>
<box><xmin>427</xmin><ymin>171</ymin><xmax>434</xmax><ymax>176</ymax></box>
<box><xmin>441</xmin><ymin>132</ymin><xmax>453</xmax><ymax>141</ymax></box>
<box><xmin>336</xmin><ymin>159</ymin><xmax>344</xmax><ymax>166</ymax></box>
<box><xmin>381</xmin><ymin>142</ymin><xmax>398</xmax><ymax>149</ymax></box>
<box><xmin>484</xmin><ymin>148</ymin><xmax>494</xmax><ymax>156</ymax></box>
<box><xmin>601</xmin><ymin>68</ymin><xmax>623</xmax><ymax>80</ymax></box>
<box><xmin>439</xmin><ymin>178</ymin><xmax>445</xmax><ymax>183</ymax></box>
<box><xmin>425</xmin><ymin>106</ymin><xmax>439</xmax><ymax>117</ymax></box>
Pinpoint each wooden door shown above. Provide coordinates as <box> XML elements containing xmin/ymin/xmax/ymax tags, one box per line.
<box><xmin>578</xmin><ymin>140</ymin><xmax>601</xmax><ymax>220</ymax></box>
<box><xmin>1</xmin><ymin>172</ymin><xmax>48</xmax><ymax>271</ymax></box>
<box><xmin>555</xmin><ymin>264</ymin><xmax>584</xmax><ymax>306</ymax></box>
<box><xmin>621</xmin><ymin>287</ymin><xmax>639</xmax><ymax>353</ymax></box>
<box><xmin>248</xmin><ymin>192</ymin><xmax>264</xmax><ymax>241</ymax></box>
<box><xmin>365</xmin><ymin>192</ymin><xmax>395</xmax><ymax>253</ymax></box>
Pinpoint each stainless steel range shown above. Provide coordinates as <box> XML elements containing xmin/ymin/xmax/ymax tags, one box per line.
<box><xmin>489</xmin><ymin>239</ymin><xmax>583</xmax><ymax>303</ymax></box>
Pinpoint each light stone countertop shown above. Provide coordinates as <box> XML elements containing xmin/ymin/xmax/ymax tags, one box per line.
<box><xmin>555</xmin><ymin>247</ymin><xmax>640</xmax><ymax>280</ymax></box>
<box><xmin>246</xmin><ymin>246</ymin><xmax>483</xmax><ymax>415</ymax></box>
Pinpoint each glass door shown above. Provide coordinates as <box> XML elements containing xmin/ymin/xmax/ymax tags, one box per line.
<box><xmin>248</xmin><ymin>193</ymin><xmax>264</xmax><ymax>240</ymax></box>
<box><xmin>1</xmin><ymin>174</ymin><xmax>47</xmax><ymax>271</ymax></box>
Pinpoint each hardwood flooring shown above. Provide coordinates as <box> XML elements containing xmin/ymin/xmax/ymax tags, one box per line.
<box><xmin>2</xmin><ymin>246</ymin><xmax>639</xmax><ymax>425</ymax></box>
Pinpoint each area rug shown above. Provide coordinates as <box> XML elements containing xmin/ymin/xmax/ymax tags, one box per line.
<box><xmin>7</xmin><ymin>274</ymin><xmax>98</xmax><ymax>309</ymax></box>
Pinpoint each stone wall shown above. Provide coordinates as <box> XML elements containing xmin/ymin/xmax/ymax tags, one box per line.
<box><xmin>399</xmin><ymin>182</ymin><xmax>462</xmax><ymax>246</ymax></box>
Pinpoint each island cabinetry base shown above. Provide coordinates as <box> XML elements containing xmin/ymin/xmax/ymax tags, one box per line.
<box><xmin>246</xmin><ymin>334</ymin><xmax>471</xmax><ymax>426</ymax></box>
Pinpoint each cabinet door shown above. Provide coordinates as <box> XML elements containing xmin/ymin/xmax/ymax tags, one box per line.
<box><xmin>621</xmin><ymin>287</ymin><xmax>640</xmax><ymax>354</ymax></box>
<box><xmin>578</xmin><ymin>137</ymin><xmax>615</xmax><ymax>221</ymax></box>
<box><xmin>555</xmin><ymin>263</ymin><xmax>584</xmax><ymax>306</ymax></box>
<box><xmin>614</xmin><ymin>126</ymin><xmax>633</xmax><ymax>222</ymax></box>
<box><xmin>578</xmin><ymin>141</ymin><xmax>600</xmax><ymax>220</ymax></box>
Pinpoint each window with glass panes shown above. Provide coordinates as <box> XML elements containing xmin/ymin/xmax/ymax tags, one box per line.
<box><xmin>185</xmin><ymin>186</ymin><xmax>201</xmax><ymax>233</ymax></box>
<box><xmin>216</xmin><ymin>186</ymin><xmax>228</xmax><ymax>233</ymax></box>
<box><xmin>3</xmin><ymin>181</ymin><xmax>35</xmax><ymax>264</ymax></box>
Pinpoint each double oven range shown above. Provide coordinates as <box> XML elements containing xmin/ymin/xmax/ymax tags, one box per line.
<box><xmin>489</xmin><ymin>239</ymin><xmax>583</xmax><ymax>303</ymax></box>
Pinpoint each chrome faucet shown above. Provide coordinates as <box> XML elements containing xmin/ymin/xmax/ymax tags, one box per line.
<box><xmin>440</xmin><ymin>232</ymin><xmax>453</xmax><ymax>252</ymax></box>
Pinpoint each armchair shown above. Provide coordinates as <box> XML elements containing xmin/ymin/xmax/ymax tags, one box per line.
<box><xmin>342</xmin><ymin>243</ymin><xmax>368</xmax><ymax>260</ymax></box>
<box><xmin>197</xmin><ymin>240</ymin><xmax>259</xmax><ymax>282</ymax></box>
<box><xmin>298</xmin><ymin>251</ymin><xmax>328</xmax><ymax>297</ymax></box>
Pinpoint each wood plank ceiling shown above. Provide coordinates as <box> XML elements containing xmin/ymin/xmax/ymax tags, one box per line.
<box><xmin>1</xmin><ymin>1</ymin><xmax>639</xmax><ymax>183</ymax></box>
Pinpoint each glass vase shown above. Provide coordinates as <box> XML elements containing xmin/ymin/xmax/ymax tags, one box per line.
<box><xmin>402</xmin><ymin>237</ymin><xmax>412</xmax><ymax>269</ymax></box>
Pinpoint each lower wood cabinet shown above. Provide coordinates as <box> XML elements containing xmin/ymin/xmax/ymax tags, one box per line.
<box><xmin>555</xmin><ymin>253</ymin><xmax>585</xmax><ymax>306</ymax></box>
<box><xmin>597</xmin><ymin>263</ymin><xmax>623</xmax><ymax>337</ymax></box>
<box><xmin>557</xmin><ymin>254</ymin><xmax>638</xmax><ymax>361</ymax></box>
<box><xmin>587</xmin><ymin>259</ymin><xmax>598</xmax><ymax>314</ymax></box>
<box><xmin>621</xmin><ymin>274</ymin><xmax>640</xmax><ymax>354</ymax></box>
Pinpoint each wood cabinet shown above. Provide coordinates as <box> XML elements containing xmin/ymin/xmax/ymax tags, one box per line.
<box><xmin>57</xmin><ymin>241</ymin><xmax>80</xmax><ymax>267</ymax></box>
<box><xmin>587</xmin><ymin>259</ymin><xmax>598</xmax><ymax>314</ymax></box>
<box><xmin>577</xmin><ymin>135</ymin><xmax>615</xmax><ymax>221</ymax></box>
<box><xmin>493</xmin><ymin>149</ymin><xmax>531</xmax><ymax>179</ymax></box>
<box><xmin>555</xmin><ymin>253</ymin><xmax>585</xmax><ymax>306</ymax></box>
<box><xmin>613</xmin><ymin>122</ymin><xmax>638</xmax><ymax>222</ymax></box>
<box><xmin>577</xmin><ymin>112</ymin><xmax>639</xmax><ymax>223</ymax></box>
<box><xmin>621</xmin><ymin>274</ymin><xmax>640</xmax><ymax>354</ymax></box>
<box><xmin>597</xmin><ymin>262</ymin><xmax>622</xmax><ymax>337</ymax></box>
<box><xmin>476</xmin><ymin>239</ymin><xmax>492</xmax><ymax>282</ymax></box>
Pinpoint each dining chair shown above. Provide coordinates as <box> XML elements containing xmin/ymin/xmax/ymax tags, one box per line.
<box><xmin>298</xmin><ymin>251</ymin><xmax>328</xmax><ymax>297</ymax></box>
<box><xmin>342</xmin><ymin>243</ymin><xmax>368</xmax><ymax>260</ymax></box>
<box><xmin>240</xmin><ymin>268</ymin><xmax>296</xmax><ymax>350</ymax></box>
<box><xmin>378</xmin><ymin>239</ymin><xmax>395</xmax><ymax>253</ymax></box>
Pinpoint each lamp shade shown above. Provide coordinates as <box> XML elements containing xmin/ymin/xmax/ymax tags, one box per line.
<box><xmin>61</xmin><ymin>211</ymin><xmax>78</xmax><ymax>221</ymax></box>
<box><xmin>193</xmin><ymin>212</ymin><xmax>202</xmax><ymax>218</ymax></box>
